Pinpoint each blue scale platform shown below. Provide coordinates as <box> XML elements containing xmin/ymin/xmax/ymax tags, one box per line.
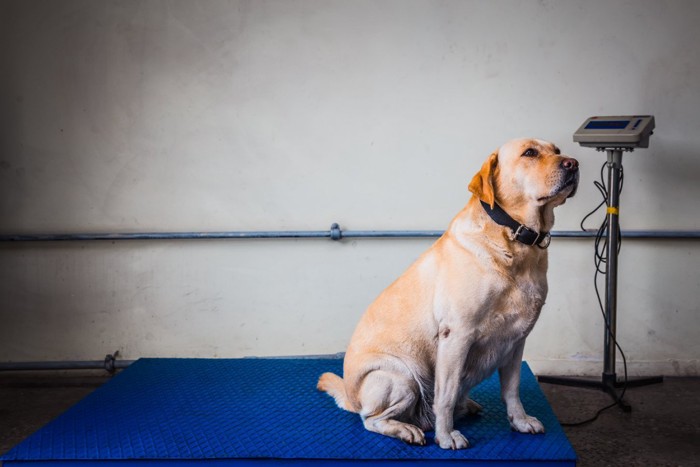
<box><xmin>2</xmin><ymin>358</ymin><xmax>576</xmax><ymax>466</ymax></box>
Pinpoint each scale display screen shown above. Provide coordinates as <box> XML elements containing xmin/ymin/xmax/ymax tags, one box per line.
<box><xmin>584</xmin><ymin>120</ymin><xmax>630</xmax><ymax>130</ymax></box>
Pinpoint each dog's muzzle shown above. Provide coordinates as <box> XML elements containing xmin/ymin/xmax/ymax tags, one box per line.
<box><xmin>561</xmin><ymin>157</ymin><xmax>580</xmax><ymax>198</ymax></box>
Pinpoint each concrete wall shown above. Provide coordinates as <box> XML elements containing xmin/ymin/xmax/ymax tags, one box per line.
<box><xmin>1</xmin><ymin>0</ymin><xmax>698</xmax><ymax>375</ymax></box>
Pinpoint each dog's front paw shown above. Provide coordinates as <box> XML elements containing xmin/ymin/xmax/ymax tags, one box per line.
<box><xmin>436</xmin><ymin>429</ymin><xmax>469</xmax><ymax>450</ymax></box>
<box><xmin>509</xmin><ymin>414</ymin><xmax>545</xmax><ymax>434</ymax></box>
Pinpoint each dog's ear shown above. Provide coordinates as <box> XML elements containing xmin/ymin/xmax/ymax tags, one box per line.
<box><xmin>468</xmin><ymin>151</ymin><xmax>498</xmax><ymax>209</ymax></box>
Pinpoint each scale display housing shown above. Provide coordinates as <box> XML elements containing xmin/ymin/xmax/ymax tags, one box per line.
<box><xmin>573</xmin><ymin>115</ymin><xmax>655</xmax><ymax>149</ymax></box>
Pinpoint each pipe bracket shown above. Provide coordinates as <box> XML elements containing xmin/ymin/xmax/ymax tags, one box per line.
<box><xmin>330</xmin><ymin>223</ymin><xmax>343</xmax><ymax>241</ymax></box>
<box><xmin>104</xmin><ymin>351</ymin><xmax>119</xmax><ymax>374</ymax></box>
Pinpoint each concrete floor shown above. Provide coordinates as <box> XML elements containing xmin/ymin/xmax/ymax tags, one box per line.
<box><xmin>1</xmin><ymin>371</ymin><xmax>698</xmax><ymax>466</ymax></box>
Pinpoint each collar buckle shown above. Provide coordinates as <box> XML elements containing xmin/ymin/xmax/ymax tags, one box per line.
<box><xmin>514</xmin><ymin>224</ymin><xmax>538</xmax><ymax>246</ymax></box>
<box><xmin>514</xmin><ymin>224</ymin><xmax>551</xmax><ymax>248</ymax></box>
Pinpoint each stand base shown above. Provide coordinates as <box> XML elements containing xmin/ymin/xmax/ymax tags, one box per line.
<box><xmin>537</xmin><ymin>374</ymin><xmax>663</xmax><ymax>412</ymax></box>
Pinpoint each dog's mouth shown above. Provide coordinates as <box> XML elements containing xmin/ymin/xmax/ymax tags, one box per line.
<box><xmin>538</xmin><ymin>173</ymin><xmax>579</xmax><ymax>202</ymax></box>
<box><xmin>562</xmin><ymin>173</ymin><xmax>579</xmax><ymax>198</ymax></box>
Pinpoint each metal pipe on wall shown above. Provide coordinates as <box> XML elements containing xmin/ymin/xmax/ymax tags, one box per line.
<box><xmin>1</xmin><ymin>224</ymin><xmax>699</xmax><ymax>242</ymax></box>
<box><xmin>0</xmin><ymin>354</ymin><xmax>134</xmax><ymax>373</ymax></box>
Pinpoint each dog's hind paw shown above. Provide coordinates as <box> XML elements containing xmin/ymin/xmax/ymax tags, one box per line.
<box><xmin>509</xmin><ymin>414</ymin><xmax>545</xmax><ymax>434</ymax></box>
<box><xmin>464</xmin><ymin>398</ymin><xmax>483</xmax><ymax>415</ymax></box>
<box><xmin>436</xmin><ymin>429</ymin><xmax>469</xmax><ymax>450</ymax></box>
<box><xmin>397</xmin><ymin>423</ymin><xmax>426</xmax><ymax>446</ymax></box>
<box><xmin>367</xmin><ymin>419</ymin><xmax>426</xmax><ymax>446</ymax></box>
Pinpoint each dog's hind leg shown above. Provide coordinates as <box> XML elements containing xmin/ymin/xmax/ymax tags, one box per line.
<box><xmin>357</xmin><ymin>369</ymin><xmax>426</xmax><ymax>446</ymax></box>
<box><xmin>454</xmin><ymin>383</ymin><xmax>483</xmax><ymax>420</ymax></box>
<box><xmin>454</xmin><ymin>395</ymin><xmax>483</xmax><ymax>420</ymax></box>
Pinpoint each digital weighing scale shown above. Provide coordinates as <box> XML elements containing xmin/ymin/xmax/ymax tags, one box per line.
<box><xmin>2</xmin><ymin>358</ymin><xmax>576</xmax><ymax>466</ymax></box>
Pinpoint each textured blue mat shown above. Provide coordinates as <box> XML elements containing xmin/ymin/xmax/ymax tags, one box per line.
<box><xmin>2</xmin><ymin>358</ymin><xmax>575</xmax><ymax>466</ymax></box>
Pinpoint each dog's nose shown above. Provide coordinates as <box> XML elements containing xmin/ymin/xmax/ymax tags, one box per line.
<box><xmin>561</xmin><ymin>157</ymin><xmax>579</xmax><ymax>171</ymax></box>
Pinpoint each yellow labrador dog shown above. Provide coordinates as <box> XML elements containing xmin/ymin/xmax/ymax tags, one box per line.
<box><xmin>318</xmin><ymin>138</ymin><xmax>579</xmax><ymax>449</ymax></box>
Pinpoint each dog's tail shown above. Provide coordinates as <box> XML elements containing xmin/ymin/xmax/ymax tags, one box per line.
<box><xmin>317</xmin><ymin>372</ymin><xmax>356</xmax><ymax>413</ymax></box>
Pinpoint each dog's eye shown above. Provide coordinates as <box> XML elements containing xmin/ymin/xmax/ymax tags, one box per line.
<box><xmin>554</xmin><ymin>147</ymin><xmax>561</xmax><ymax>155</ymax></box>
<box><xmin>522</xmin><ymin>148</ymin><xmax>539</xmax><ymax>157</ymax></box>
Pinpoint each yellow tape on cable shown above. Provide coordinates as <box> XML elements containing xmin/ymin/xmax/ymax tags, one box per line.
<box><xmin>607</xmin><ymin>206</ymin><xmax>619</xmax><ymax>215</ymax></box>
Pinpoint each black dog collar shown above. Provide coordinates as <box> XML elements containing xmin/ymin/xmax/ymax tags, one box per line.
<box><xmin>480</xmin><ymin>201</ymin><xmax>551</xmax><ymax>249</ymax></box>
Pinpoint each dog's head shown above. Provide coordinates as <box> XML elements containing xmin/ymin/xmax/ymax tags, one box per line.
<box><xmin>468</xmin><ymin>138</ymin><xmax>579</xmax><ymax>210</ymax></box>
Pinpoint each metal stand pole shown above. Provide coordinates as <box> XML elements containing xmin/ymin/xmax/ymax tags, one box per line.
<box><xmin>604</xmin><ymin>150</ymin><xmax>621</xmax><ymax>376</ymax></box>
<box><xmin>538</xmin><ymin>148</ymin><xmax>662</xmax><ymax>411</ymax></box>
<box><xmin>597</xmin><ymin>149</ymin><xmax>629</xmax><ymax>409</ymax></box>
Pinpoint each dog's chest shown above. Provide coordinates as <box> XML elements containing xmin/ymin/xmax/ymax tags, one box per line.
<box><xmin>497</xmin><ymin>275</ymin><xmax>546</xmax><ymax>337</ymax></box>
<box><xmin>462</xmin><ymin>272</ymin><xmax>546</xmax><ymax>383</ymax></box>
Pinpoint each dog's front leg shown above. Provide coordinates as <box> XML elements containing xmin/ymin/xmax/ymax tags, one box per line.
<box><xmin>498</xmin><ymin>340</ymin><xmax>545</xmax><ymax>434</ymax></box>
<box><xmin>433</xmin><ymin>327</ymin><xmax>473</xmax><ymax>449</ymax></box>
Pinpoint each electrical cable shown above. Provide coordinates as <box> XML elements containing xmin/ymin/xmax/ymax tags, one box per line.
<box><xmin>560</xmin><ymin>160</ymin><xmax>629</xmax><ymax>427</ymax></box>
